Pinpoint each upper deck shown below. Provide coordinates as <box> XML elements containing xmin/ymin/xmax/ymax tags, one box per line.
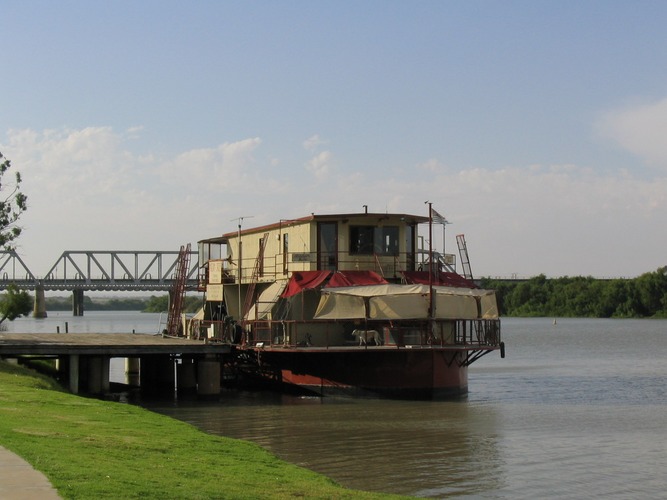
<box><xmin>198</xmin><ymin>211</ymin><xmax>449</xmax><ymax>286</ymax></box>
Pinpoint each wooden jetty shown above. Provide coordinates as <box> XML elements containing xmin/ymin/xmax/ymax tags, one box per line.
<box><xmin>0</xmin><ymin>332</ymin><xmax>230</xmax><ymax>397</ymax></box>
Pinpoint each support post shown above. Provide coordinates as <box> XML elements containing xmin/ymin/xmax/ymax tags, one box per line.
<box><xmin>124</xmin><ymin>357</ymin><xmax>140</xmax><ymax>386</ymax></box>
<box><xmin>176</xmin><ymin>357</ymin><xmax>197</xmax><ymax>394</ymax></box>
<box><xmin>33</xmin><ymin>285</ymin><xmax>47</xmax><ymax>318</ymax></box>
<box><xmin>197</xmin><ymin>356</ymin><xmax>221</xmax><ymax>397</ymax></box>
<box><xmin>86</xmin><ymin>356</ymin><xmax>110</xmax><ymax>394</ymax></box>
<box><xmin>69</xmin><ymin>354</ymin><xmax>79</xmax><ymax>394</ymax></box>
<box><xmin>72</xmin><ymin>289</ymin><xmax>85</xmax><ymax>316</ymax></box>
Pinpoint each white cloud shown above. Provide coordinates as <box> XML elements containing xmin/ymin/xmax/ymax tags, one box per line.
<box><xmin>599</xmin><ymin>97</ymin><xmax>667</xmax><ymax>169</ymax></box>
<box><xmin>416</xmin><ymin>158</ymin><xmax>445</xmax><ymax>172</ymax></box>
<box><xmin>159</xmin><ymin>137</ymin><xmax>262</xmax><ymax>190</ymax></box>
<box><xmin>305</xmin><ymin>150</ymin><xmax>332</xmax><ymax>179</ymax></box>
<box><xmin>2</xmin><ymin>126</ymin><xmax>667</xmax><ymax>279</ymax></box>
<box><xmin>303</xmin><ymin>134</ymin><xmax>327</xmax><ymax>151</ymax></box>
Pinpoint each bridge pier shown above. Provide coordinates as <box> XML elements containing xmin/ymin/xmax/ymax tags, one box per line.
<box><xmin>72</xmin><ymin>290</ymin><xmax>84</xmax><ymax>316</ymax></box>
<box><xmin>32</xmin><ymin>285</ymin><xmax>47</xmax><ymax>318</ymax></box>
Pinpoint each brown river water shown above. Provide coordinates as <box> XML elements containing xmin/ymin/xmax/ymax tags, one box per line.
<box><xmin>10</xmin><ymin>313</ymin><xmax>667</xmax><ymax>498</ymax></box>
<box><xmin>144</xmin><ymin>317</ymin><xmax>667</xmax><ymax>498</ymax></box>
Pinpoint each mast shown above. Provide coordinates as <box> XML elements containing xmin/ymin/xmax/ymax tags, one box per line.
<box><xmin>426</xmin><ymin>202</ymin><xmax>434</xmax><ymax>319</ymax></box>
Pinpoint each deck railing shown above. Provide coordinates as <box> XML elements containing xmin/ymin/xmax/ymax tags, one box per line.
<box><xmin>189</xmin><ymin>318</ymin><xmax>501</xmax><ymax>351</ymax></box>
<box><xmin>202</xmin><ymin>249</ymin><xmax>456</xmax><ymax>285</ymax></box>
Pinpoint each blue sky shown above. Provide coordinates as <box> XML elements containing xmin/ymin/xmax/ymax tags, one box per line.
<box><xmin>2</xmin><ymin>1</ymin><xmax>667</xmax><ymax>279</ymax></box>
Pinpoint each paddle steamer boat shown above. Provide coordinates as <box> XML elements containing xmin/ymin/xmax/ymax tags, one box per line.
<box><xmin>193</xmin><ymin>207</ymin><xmax>503</xmax><ymax>398</ymax></box>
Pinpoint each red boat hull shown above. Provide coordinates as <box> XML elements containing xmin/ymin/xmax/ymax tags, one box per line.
<box><xmin>253</xmin><ymin>348</ymin><xmax>469</xmax><ymax>399</ymax></box>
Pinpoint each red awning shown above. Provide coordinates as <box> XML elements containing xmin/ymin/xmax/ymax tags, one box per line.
<box><xmin>281</xmin><ymin>270</ymin><xmax>389</xmax><ymax>297</ymax></box>
<box><xmin>325</xmin><ymin>270</ymin><xmax>388</xmax><ymax>288</ymax></box>
<box><xmin>401</xmin><ymin>271</ymin><xmax>477</xmax><ymax>288</ymax></box>
<box><xmin>281</xmin><ymin>271</ymin><xmax>332</xmax><ymax>298</ymax></box>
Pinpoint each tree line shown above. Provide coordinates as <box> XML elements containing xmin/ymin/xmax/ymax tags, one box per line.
<box><xmin>480</xmin><ymin>267</ymin><xmax>667</xmax><ymax>318</ymax></box>
<box><xmin>44</xmin><ymin>295</ymin><xmax>203</xmax><ymax>313</ymax></box>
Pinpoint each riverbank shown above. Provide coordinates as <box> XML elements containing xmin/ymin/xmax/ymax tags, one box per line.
<box><xmin>0</xmin><ymin>361</ymin><xmax>402</xmax><ymax>499</ymax></box>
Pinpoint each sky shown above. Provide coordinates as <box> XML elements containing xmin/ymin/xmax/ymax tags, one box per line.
<box><xmin>2</xmin><ymin>0</ymin><xmax>667</xmax><ymax>280</ymax></box>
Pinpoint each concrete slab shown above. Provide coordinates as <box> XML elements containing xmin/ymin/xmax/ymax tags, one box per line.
<box><xmin>0</xmin><ymin>446</ymin><xmax>61</xmax><ymax>499</ymax></box>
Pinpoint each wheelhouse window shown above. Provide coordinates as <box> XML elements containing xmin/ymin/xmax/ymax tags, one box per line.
<box><xmin>349</xmin><ymin>226</ymin><xmax>399</xmax><ymax>255</ymax></box>
<box><xmin>318</xmin><ymin>222</ymin><xmax>338</xmax><ymax>270</ymax></box>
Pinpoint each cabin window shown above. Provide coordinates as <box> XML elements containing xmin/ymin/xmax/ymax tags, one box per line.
<box><xmin>349</xmin><ymin>226</ymin><xmax>399</xmax><ymax>256</ymax></box>
<box><xmin>318</xmin><ymin>222</ymin><xmax>338</xmax><ymax>270</ymax></box>
<box><xmin>349</xmin><ymin>226</ymin><xmax>374</xmax><ymax>254</ymax></box>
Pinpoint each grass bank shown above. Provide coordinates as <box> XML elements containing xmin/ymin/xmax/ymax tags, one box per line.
<box><xmin>0</xmin><ymin>361</ymin><xmax>403</xmax><ymax>499</ymax></box>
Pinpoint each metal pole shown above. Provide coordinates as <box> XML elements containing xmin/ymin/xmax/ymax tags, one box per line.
<box><xmin>427</xmin><ymin>202</ymin><xmax>433</xmax><ymax>318</ymax></box>
<box><xmin>238</xmin><ymin>221</ymin><xmax>242</xmax><ymax>322</ymax></box>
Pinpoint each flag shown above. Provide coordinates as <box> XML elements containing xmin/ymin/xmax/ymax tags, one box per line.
<box><xmin>431</xmin><ymin>207</ymin><xmax>450</xmax><ymax>225</ymax></box>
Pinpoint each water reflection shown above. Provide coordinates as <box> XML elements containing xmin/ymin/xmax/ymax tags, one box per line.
<box><xmin>146</xmin><ymin>394</ymin><xmax>504</xmax><ymax>497</ymax></box>
<box><xmin>18</xmin><ymin>314</ymin><xmax>663</xmax><ymax>498</ymax></box>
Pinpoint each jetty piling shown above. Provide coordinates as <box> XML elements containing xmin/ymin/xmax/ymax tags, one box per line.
<box><xmin>0</xmin><ymin>333</ymin><xmax>230</xmax><ymax>397</ymax></box>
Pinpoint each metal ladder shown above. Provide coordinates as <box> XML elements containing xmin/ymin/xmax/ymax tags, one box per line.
<box><xmin>240</xmin><ymin>232</ymin><xmax>269</xmax><ymax>326</ymax></box>
<box><xmin>165</xmin><ymin>243</ymin><xmax>191</xmax><ymax>337</ymax></box>
<box><xmin>456</xmin><ymin>234</ymin><xmax>473</xmax><ymax>280</ymax></box>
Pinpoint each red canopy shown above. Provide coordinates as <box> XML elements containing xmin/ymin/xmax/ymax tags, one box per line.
<box><xmin>325</xmin><ymin>270</ymin><xmax>388</xmax><ymax>288</ymax></box>
<box><xmin>281</xmin><ymin>271</ymin><xmax>332</xmax><ymax>298</ymax></box>
<box><xmin>401</xmin><ymin>271</ymin><xmax>477</xmax><ymax>288</ymax></box>
<box><xmin>281</xmin><ymin>270</ymin><xmax>388</xmax><ymax>298</ymax></box>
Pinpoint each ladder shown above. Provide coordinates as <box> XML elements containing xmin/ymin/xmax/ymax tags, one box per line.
<box><xmin>165</xmin><ymin>243</ymin><xmax>191</xmax><ymax>337</ymax></box>
<box><xmin>240</xmin><ymin>232</ymin><xmax>269</xmax><ymax>326</ymax></box>
<box><xmin>456</xmin><ymin>234</ymin><xmax>473</xmax><ymax>280</ymax></box>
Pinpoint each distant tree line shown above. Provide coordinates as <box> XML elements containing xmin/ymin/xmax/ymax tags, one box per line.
<box><xmin>142</xmin><ymin>295</ymin><xmax>202</xmax><ymax>313</ymax></box>
<box><xmin>45</xmin><ymin>295</ymin><xmax>203</xmax><ymax>313</ymax></box>
<box><xmin>480</xmin><ymin>267</ymin><xmax>667</xmax><ymax>318</ymax></box>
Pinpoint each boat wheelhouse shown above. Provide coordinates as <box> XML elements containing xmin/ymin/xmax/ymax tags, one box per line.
<box><xmin>194</xmin><ymin>208</ymin><xmax>503</xmax><ymax>398</ymax></box>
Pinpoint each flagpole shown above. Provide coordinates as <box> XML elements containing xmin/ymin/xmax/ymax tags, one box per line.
<box><xmin>427</xmin><ymin>202</ymin><xmax>434</xmax><ymax>319</ymax></box>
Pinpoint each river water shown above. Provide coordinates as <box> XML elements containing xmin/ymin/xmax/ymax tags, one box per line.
<box><xmin>8</xmin><ymin>313</ymin><xmax>667</xmax><ymax>498</ymax></box>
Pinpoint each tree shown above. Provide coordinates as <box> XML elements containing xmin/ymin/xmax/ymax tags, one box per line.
<box><xmin>0</xmin><ymin>151</ymin><xmax>28</xmax><ymax>249</ymax></box>
<box><xmin>0</xmin><ymin>283</ymin><xmax>33</xmax><ymax>325</ymax></box>
<box><xmin>0</xmin><ymin>151</ymin><xmax>31</xmax><ymax>326</ymax></box>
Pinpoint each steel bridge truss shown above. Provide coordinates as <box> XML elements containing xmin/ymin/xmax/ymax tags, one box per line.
<box><xmin>0</xmin><ymin>250</ymin><xmax>200</xmax><ymax>291</ymax></box>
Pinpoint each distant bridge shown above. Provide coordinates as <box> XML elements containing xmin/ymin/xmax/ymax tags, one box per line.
<box><xmin>0</xmin><ymin>250</ymin><xmax>201</xmax><ymax>317</ymax></box>
<box><xmin>0</xmin><ymin>250</ymin><xmax>200</xmax><ymax>292</ymax></box>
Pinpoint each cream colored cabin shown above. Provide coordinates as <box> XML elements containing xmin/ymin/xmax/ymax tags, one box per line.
<box><xmin>198</xmin><ymin>212</ymin><xmax>436</xmax><ymax>317</ymax></box>
<box><xmin>194</xmin><ymin>212</ymin><xmax>501</xmax><ymax>350</ymax></box>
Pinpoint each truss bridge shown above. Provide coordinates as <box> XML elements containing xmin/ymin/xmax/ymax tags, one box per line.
<box><xmin>0</xmin><ymin>250</ymin><xmax>199</xmax><ymax>292</ymax></box>
<box><xmin>0</xmin><ymin>250</ymin><xmax>200</xmax><ymax>317</ymax></box>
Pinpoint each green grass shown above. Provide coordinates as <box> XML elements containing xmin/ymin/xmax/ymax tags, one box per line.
<box><xmin>0</xmin><ymin>361</ymin><xmax>405</xmax><ymax>499</ymax></box>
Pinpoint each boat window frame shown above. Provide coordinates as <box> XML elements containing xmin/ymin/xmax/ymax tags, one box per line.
<box><xmin>349</xmin><ymin>225</ymin><xmax>400</xmax><ymax>256</ymax></box>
